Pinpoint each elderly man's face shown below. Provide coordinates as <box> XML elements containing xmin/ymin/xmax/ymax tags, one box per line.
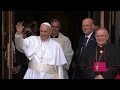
<box><xmin>82</xmin><ymin>19</ymin><xmax>94</xmax><ymax>36</ymax></box>
<box><xmin>95</xmin><ymin>29</ymin><xmax>109</xmax><ymax>46</ymax></box>
<box><xmin>51</xmin><ymin>21</ymin><xmax>61</xmax><ymax>35</ymax></box>
<box><xmin>40</xmin><ymin>24</ymin><xmax>51</xmax><ymax>40</ymax></box>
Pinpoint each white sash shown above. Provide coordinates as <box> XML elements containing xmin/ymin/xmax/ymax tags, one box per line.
<box><xmin>28</xmin><ymin>60</ymin><xmax>58</xmax><ymax>79</ymax></box>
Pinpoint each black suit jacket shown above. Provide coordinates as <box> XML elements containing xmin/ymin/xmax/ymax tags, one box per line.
<box><xmin>74</xmin><ymin>32</ymin><xmax>97</xmax><ymax>79</ymax></box>
<box><xmin>77</xmin><ymin>32</ymin><xmax>97</xmax><ymax>64</ymax></box>
<box><xmin>13</xmin><ymin>49</ymin><xmax>28</xmax><ymax>79</ymax></box>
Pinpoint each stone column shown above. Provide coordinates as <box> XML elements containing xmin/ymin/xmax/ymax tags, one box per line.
<box><xmin>115</xmin><ymin>11</ymin><xmax>120</xmax><ymax>46</ymax></box>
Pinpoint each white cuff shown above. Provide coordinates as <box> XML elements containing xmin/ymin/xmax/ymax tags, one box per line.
<box><xmin>58</xmin><ymin>66</ymin><xmax>64</xmax><ymax>79</ymax></box>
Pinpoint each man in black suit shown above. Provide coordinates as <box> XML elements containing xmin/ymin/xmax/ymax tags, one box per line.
<box><xmin>80</xmin><ymin>28</ymin><xmax>120</xmax><ymax>79</ymax></box>
<box><xmin>73</xmin><ymin>18</ymin><xmax>97</xmax><ymax>79</ymax></box>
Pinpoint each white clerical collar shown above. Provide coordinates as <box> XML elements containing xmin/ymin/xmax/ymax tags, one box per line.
<box><xmin>85</xmin><ymin>32</ymin><xmax>93</xmax><ymax>39</ymax></box>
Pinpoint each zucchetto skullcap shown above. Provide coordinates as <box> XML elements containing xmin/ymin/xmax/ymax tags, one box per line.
<box><xmin>41</xmin><ymin>22</ymin><xmax>51</xmax><ymax>28</ymax></box>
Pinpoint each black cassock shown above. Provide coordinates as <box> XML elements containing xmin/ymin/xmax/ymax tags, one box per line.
<box><xmin>80</xmin><ymin>43</ymin><xmax>120</xmax><ymax>79</ymax></box>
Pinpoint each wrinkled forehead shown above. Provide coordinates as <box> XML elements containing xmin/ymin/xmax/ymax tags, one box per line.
<box><xmin>40</xmin><ymin>23</ymin><xmax>51</xmax><ymax>31</ymax></box>
<box><xmin>96</xmin><ymin>29</ymin><xmax>109</xmax><ymax>36</ymax></box>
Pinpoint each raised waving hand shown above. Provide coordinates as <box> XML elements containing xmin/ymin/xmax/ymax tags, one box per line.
<box><xmin>16</xmin><ymin>22</ymin><xmax>24</xmax><ymax>34</ymax></box>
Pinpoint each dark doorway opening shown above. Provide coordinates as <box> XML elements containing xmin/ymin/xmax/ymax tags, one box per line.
<box><xmin>14</xmin><ymin>11</ymin><xmax>88</xmax><ymax>51</ymax></box>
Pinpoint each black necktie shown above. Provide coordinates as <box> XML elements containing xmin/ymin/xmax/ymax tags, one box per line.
<box><xmin>84</xmin><ymin>37</ymin><xmax>88</xmax><ymax>48</ymax></box>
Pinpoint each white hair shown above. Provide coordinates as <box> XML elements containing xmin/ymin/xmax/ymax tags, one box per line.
<box><xmin>41</xmin><ymin>22</ymin><xmax>51</xmax><ymax>28</ymax></box>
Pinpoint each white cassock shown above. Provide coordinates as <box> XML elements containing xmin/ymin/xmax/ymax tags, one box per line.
<box><xmin>51</xmin><ymin>32</ymin><xmax>74</xmax><ymax>79</ymax></box>
<box><xmin>15</xmin><ymin>33</ymin><xmax>67</xmax><ymax>79</ymax></box>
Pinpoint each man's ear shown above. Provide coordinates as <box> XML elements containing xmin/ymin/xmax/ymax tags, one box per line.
<box><xmin>92</xmin><ymin>24</ymin><xmax>95</xmax><ymax>29</ymax></box>
<box><xmin>107</xmin><ymin>34</ymin><xmax>109</xmax><ymax>41</ymax></box>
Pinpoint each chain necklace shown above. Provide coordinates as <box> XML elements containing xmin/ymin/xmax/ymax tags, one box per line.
<box><xmin>40</xmin><ymin>38</ymin><xmax>49</xmax><ymax>60</ymax></box>
<box><xmin>95</xmin><ymin>45</ymin><xmax>107</xmax><ymax>71</ymax></box>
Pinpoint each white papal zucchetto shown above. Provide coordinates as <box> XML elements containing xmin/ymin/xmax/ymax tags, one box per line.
<box><xmin>41</xmin><ymin>22</ymin><xmax>51</xmax><ymax>28</ymax></box>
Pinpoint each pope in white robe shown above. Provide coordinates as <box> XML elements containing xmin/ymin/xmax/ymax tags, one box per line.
<box><xmin>15</xmin><ymin>22</ymin><xmax>67</xmax><ymax>79</ymax></box>
<box><xmin>50</xmin><ymin>19</ymin><xmax>74</xmax><ymax>79</ymax></box>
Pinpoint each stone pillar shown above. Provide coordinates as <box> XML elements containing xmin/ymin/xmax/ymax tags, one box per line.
<box><xmin>115</xmin><ymin>11</ymin><xmax>120</xmax><ymax>46</ymax></box>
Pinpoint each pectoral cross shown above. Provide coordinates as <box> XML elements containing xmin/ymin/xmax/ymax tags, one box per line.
<box><xmin>100</xmin><ymin>50</ymin><xmax>103</xmax><ymax>54</ymax></box>
<box><xmin>95</xmin><ymin>64</ymin><xmax>99</xmax><ymax>71</ymax></box>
